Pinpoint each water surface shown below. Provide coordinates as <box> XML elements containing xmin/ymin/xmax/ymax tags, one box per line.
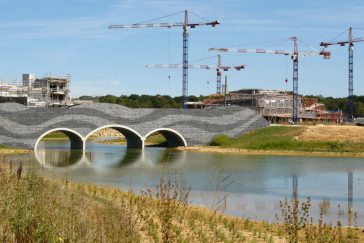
<box><xmin>5</xmin><ymin>140</ymin><xmax>364</xmax><ymax>226</ymax></box>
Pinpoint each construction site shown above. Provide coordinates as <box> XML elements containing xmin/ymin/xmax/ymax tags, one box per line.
<box><xmin>108</xmin><ymin>11</ymin><xmax>361</xmax><ymax>124</ymax></box>
<box><xmin>0</xmin><ymin>74</ymin><xmax>71</xmax><ymax>107</ymax></box>
<box><xmin>0</xmin><ymin>12</ymin><xmax>360</xmax><ymax>125</ymax></box>
<box><xmin>201</xmin><ymin>89</ymin><xmax>343</xmax><ymax>123</ymax></box>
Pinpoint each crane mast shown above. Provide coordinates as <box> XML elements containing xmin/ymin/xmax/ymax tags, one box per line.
<box><xmin>109</xmin><ymin>10</ymin><xmax>219</xmax><ymax>109</ymax></box>
<box><xmin>182</xmin><ymin>10</ymin><xmax>189</xmax><ymax>108</ymax></box>
<box><xmin>291</xmin><ymin>37</ymin><xmax>299</xmax><ymax>123</ymax></box>
<box><xmin>348</xmin><ymin>28</ymin><xmax>354</xmax><ymax>120</ymax></box>
<box><xmin>216</xmin><ymin>55</ymin><xmax>222</xmax><ymax>94</ymax></box>
<box><xmin>320</xmin><ymin>27</ymin><xmax>364</xmax><ymax>120</ymax></box>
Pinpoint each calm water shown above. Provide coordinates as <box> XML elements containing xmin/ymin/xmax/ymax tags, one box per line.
<box><xmin>5</xmin><ymin>140</ymin><xmax>364</xmax><ymax>226</ymax></box>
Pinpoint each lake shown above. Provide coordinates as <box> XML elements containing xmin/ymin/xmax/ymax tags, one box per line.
<box><xmin>4</xmin><ymin>140</ymin><xmax>364</xmax><ymax>226</ymax></box>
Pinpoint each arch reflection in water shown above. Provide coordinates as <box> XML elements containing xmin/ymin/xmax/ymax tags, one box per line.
<box><xmin>34</xmin><ymin>149</ymin><xmax>84</xmax><ymax>169</ymax></box>
<box><xmin>84</xmin><ymin>148</ymin><xmax>143</xmax><ymax>168</ymax></box>
<box><xmin>84</xmin><ymin>142</ymin><xmax>187</xmax><ymax>169</ymax></box>
<box><xmin>142</xmin><ymin>148</ymin><xmax>187</xmax><ymax>166</ymax></box>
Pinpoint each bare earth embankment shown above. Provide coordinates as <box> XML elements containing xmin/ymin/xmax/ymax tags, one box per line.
<box><xmin>297</xmin><ymin>124</ymin><xmax>364</xmax><ymax>142</ymax></box>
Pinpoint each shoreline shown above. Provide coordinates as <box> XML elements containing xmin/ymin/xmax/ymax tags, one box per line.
<box><xmin>0</xmin><ymin>148</ymin><xmax>32</xmax><ymax>155</ymax></box>
<box><xmin>176</xmin><ymin>146</ymin><xmax>364</xmax><ymax>158</ymax></box>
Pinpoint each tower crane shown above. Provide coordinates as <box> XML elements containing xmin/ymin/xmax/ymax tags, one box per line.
<box><xmin>320</xmin><ymin>27</ymin><xmax>364</xmax><ymax>120</ymax></box>
<box><xmin>109</xmin><ymin>10</ymin><xmax>219</xmax><ymax>109</ymax></box>
<box><xmin>209</xmin><ymin>37</ymin><xmax>330</xmax><ymax>123</ymax></box>
<box><xmin>145</xmin><ymin>55</ymin><xmax>245</xmax><ymax>94</ymax></box>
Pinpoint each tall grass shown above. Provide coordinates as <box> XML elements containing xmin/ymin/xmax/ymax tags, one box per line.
<box><xmin>210</xmin><ymin>126</ymin><xmax>364</xmax><ymax>153</ymax></box>
<box><xmin>0</xmin><ymin>165</ymin><xmax>140</xmax><ymax>242</ymax></box>
<box><xmin>276</xmin><ymin>197</ymin><xmax>360</xmax><ymax>242</ymax></box>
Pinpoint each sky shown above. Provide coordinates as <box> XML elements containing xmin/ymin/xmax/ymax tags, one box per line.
<box><xmin>0</xmin><ymin>0</ymin><xmax>364</xmax><ymax>98</ymax></box>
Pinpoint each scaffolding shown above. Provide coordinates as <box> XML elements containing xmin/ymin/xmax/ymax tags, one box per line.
<box><xmin>27</xmin><ymin>74</ymin><xmax>71</xmax><ymax>107</ymax></box>
<box><xmin>203</xmin><ymin>88</ymin><xmax>342</xmax><ymax>123</ymax></box>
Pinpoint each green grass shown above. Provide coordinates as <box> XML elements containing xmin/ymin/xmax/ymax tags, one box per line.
<box><xmin>210</xmin><ymin>126</ymin><xmax>364</xmax><ymax>153</ymax></box>
<box><xmin>42</xmin><ymin>132</ymin><xmax>69</xmax><ymax>140</ymax></box>
<box><xmin>99</xmin><ymin>133</ymin><xmax>167</xmax><ymax>146</ymax></box>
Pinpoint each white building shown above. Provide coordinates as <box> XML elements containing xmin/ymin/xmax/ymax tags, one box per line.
<box><xmin>22</xmin><ymin>73</ymin><xmax>36</xmax><ymax>88</ymax></box>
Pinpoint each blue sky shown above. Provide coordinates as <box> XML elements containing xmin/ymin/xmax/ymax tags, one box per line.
<box><xmin>0</xmin><ymin>0</ymin><xmax>364</xmax><ymax>98</ymax></box>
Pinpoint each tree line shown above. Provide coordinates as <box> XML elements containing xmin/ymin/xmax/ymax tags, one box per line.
<box><xmin>78</xmin><ymin>94</ymin><xmax>206</xmax><ymax>108</ymax></box>
<box><xmin>78</xmin><ymin>94</ymin><xmax>364</xmax><ymax>117</ymax></box>
<box><xmin>306</xmin><ymin>95</ymin><xmax>364</xmax><ymax>117</ymax></box>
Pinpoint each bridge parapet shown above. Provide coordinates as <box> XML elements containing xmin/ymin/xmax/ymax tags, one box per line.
<box><xmin>0</xmin><ymin>103</ymin><xmax>269</xmax><ymax>149</ymax></box>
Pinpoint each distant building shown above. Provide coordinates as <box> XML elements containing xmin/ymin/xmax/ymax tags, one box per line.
<box><xmin>28</xmin><ymin>75</ymin><xmax>71</xmax><ymax>107</ymax></box>
<box><xmin>0</xmin><ymin>83</ymin><xmax>28</xmax><ymax>105</ymax></box>
<box><xmin>22</xmin><ymin>74</ymin><xmax>35</xmax><ymax>88</ymax></box>
<box><xmin>0</xmin><ymin>74</ymin><xmax>71</xmax><ymax>107</ymax></box>
<box><xmin>203</xmin><ymin>88</ymin><xmax>343</xmax><ymax>123</ymax></box>
<box><xmin>186</xmin><ymin>101</ymin><xmax>206</xmax><ymax>109</ymax></box>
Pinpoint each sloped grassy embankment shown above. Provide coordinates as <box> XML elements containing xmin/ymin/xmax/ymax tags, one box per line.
<box><xmin>209</xmin><ymin>126</ymin><xmax>364</xmax><ymax>155</ymax></box>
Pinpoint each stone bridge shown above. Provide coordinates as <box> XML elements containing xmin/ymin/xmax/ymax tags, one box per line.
<box><xmin>0</xmin><ymin>103</ymin><xmax>269</xmax><ymax>150</ymax></box>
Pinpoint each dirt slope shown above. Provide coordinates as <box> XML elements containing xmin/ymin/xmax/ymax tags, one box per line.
<box><xmin>297</xmin><ymin>124</ymin><xmax>364</xmax><ymax>142</ymax></box>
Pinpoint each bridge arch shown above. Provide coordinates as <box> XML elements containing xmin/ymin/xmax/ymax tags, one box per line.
<box><xmin>85</xmin><ymin>124</ymin><xmax>144</xmax><ymax>149</ymax></box>
<box><xmin>144</xmin><ymin>128</ymin><xmax>187</xmax><ymax>148</ymax></box>
<box><xmin>34</xmin><ymin>128</ymin><xmax>84</xmax><ymax>150</ymax></box>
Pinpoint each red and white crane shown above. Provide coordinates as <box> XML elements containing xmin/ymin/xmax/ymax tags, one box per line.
<box><xmin>145</xmin><ymin>55</ymin><xmax>245</xmax><ymax>94</ymax></box>
<box><xmin>320</xmin><ymin>27</ymin><xmax>364</xmax><ymax>120</ymax></box>
<box><xmin>209</xmin><ymin>37</ymin><xmax>330</xmax><ymax>122</ymax></box>
<box><xmin>109</xmin><ymin>10</ymin><xmax>219</xmax><ymax>109</ymax></box>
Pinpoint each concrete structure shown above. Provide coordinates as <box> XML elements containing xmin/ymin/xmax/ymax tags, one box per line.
<box><xmin>0</xmin><ymin>83</ymin><xmax>28</xmax><ymax>105</ymax></box>
<box><xmin>0</xmin><ymin>102</ymin><xmax>269</xmax><ymax>150</ymax></box>
<box><xmin>22</xmin><ymin>74</ymin><xmax>36</xmax><ymax>88</ymax></box>
<box><xmin>0</xmin><ymin>74</ymin><xmax>71</xmax><ymax>107</ymax></box>
<box><xmin>29</xmin><ymin>75</ymin><xmax>71</xmax><ymax>107</ymax></box>
<box><xmin>204</xmin><ymin>89</ymin><xmax>342</xmax><ymax>123</ymax></box>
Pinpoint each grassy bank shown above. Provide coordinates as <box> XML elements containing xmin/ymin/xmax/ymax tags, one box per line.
<box><xmin>0</xmin><ymin>148</ymin><xmax>31</xmax><ymax>155</ymax></box>
<box><xmin>209</xmin><ymin>126</ymin><xmax>364</xmax><ymax>154</ymax></box>
<box><xmin>0</xmin><ymin>164</ymin><xmax>285</xmax><ymax>242</ymax></box>
<box><xmin>0</xmin><ymin>164</ymin><xmax>362</xmax><ymax>242</ymax></box>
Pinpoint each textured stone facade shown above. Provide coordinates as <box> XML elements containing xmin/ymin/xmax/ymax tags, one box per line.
<box><xmin>0</xmin><ymin>103</ymin><xmax>269</xmax><ymax>149</ymax></box>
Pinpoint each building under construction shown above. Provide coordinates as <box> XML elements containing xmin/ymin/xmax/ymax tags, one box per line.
<box><xmin>0</xmin><ymin>74</ymin><xmax>71</xmax><ymax>107</ymax></box>
<box><xmin>203</xmin><ymin>89</ymin><xmax>342</xmax><ymax>123</ymax></box>
<box><xmin>0</xmin><ymin>83</ymin><xmax>28</xmax><ymax>105</ymax></box>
